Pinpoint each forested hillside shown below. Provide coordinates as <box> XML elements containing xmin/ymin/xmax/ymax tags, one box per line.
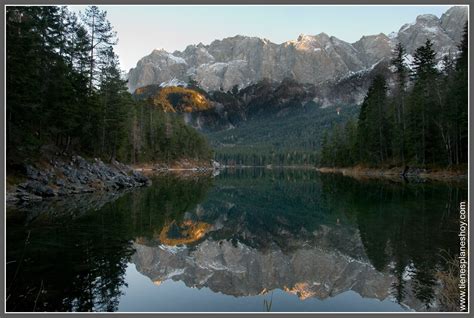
<box><xmin>6</xmin><ymin>6</ymin><xmax>212</xmax><ymax>168</ymax></box>
<box><xmin>132</xmin><ymin>78</ymin><xmax>360</xmax><ymax>166</ymax></box>
<box><xmin>208</xmin><ymin>104</ymin><xmax>359</xmax><ymax>166</ymax></box>
<box><xmin>320</xmin><ymin>28</ymin><xmax>468</xmax><ymax>169</ymax></box>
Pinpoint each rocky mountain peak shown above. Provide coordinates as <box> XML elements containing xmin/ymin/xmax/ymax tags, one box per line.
<box><xmin>127</xmin><ymin>6</ymin><xmax>467</xmax><ymax>93</ymax></box>
<box><xmin>395</xmin><ymin>7</ymin><xmax>465</xmax><ymax>56</ymax></box>
<box><xmin>297</xmin><ymin>33</ymin><xmax>323</xmax><ymax>42</ymax></box>
<box><xmin>415</xmin><ymin>13</ymin><xmax>439</xmax><ymax>25</ymax></box>
<box><xmin>292</xmin><ymin>33</ymin><xmax>328</xmax><ymax>51</ymax></box>
<box><xmin>440</xmin><ymin>6</ymin><xmax>468</xmax><ymax>43</ymax></box>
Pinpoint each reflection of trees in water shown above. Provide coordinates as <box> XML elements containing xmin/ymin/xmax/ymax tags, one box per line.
<box><xmin>7</xmin><ymin>170</ymin><xmax>465</xmax><ymax>311</ymax></box>
<box><xmin>127</xmin><ymin>175</ymin><xmax>213</xmax><ymax>242</ymax></box>
<box><xmin>203</xmin><ymin>168</ymin><xmax>339</xmax><ymax>252</ymax></box>
<box><xmin>6</xmin><ymin>175</ymin><xmax>213</xmax><ymax>312</ymax></box>
<box><xmin>7</xmin><ymin>205</ymin><xmax>135</xmax><ymax>311</ymax></box>
<box><xmin>318</xmin><ymin>174</ymin><xmax>466</xmax><ymax>310</ymax></box>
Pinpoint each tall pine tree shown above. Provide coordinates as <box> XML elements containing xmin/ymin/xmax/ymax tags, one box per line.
<box><xmin>357</xmin><ymin>74</ymin><xmax>389</xmax><ymax>164</ymax></box>
<box><xmin>407</xmin><ymin>39</ymin><xmax>440</xmax><ymax>165</ymax></box>
<box><xmin>391</xmin><ymin>43</ymin><xmax>409</xmax><ymax>164</ymax></box>
<box><xmin>81</xmin><ymin>6</ymin><xmax>117</xmax><ymax>92</ymax></box>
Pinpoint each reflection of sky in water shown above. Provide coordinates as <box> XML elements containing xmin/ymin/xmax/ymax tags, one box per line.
<box><xmin>118</xmin><ymin>263</ymin><xmax>407</xmax><ymax>312</ymax></box>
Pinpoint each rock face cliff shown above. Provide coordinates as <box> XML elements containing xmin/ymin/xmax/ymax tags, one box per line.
<box><xmin>127</xmin><ymin>6</ymin><xmax>467</xmax><ymax>93</ymax></box>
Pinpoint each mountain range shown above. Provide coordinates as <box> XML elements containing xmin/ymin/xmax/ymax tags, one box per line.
<box><xmin>127</xmin><ymin>6</ymin><xmax>467</xmax><ymax>95</ymax></box>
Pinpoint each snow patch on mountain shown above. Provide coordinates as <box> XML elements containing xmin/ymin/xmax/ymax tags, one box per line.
<box><xmin>159</xmin><ymin>78</ymin><xmax>188</xmax><ymax>88</ymax></box>
<box><xmin>167</xmin><ymin>53</ymin><xmax>187</xmax><ymax>65</ymax></box>
<box><xmin>388</xmin><ymin>32</ymin><xmax>397</xmax><ymax>39</ymax></box>
<box><xmin>403</xmin><ymin>54</ymin><xmax>415</xmax><ymax>69</ymax></box>
<box><xmin>400</xmin><ymin>22</ymin><xmax>414</xmax><ymax>33</ymax></box>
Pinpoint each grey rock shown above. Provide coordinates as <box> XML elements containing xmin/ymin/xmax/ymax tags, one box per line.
<box><xmin>23</xmin><ymin>181</ymin><xmax>56</xmax><ymax>197</ymax></box>
<box><xmin>396</xmin><ymin>13</ymin><xmax>456</xmax><ymax>57</ymax></box>
<box><xmin>353</xmin><ymin>33</ymin><xmax>392</xmax><ymax>66</ymax></box>
<box><xmin>211</xmin><ymin>160</ymin><xmax>222</xmax><ymax>170</ymax></box>
<box><xmin>127</xmin><ymin>7</ymin><xmax>467</xmax><ymax>94</ymax></box>
<box><xmin>6</xmin><ymin>192</ymin><xmax>20</xmax><ymax>203</ymax></box>
<box><xmin>25</xmin><ymin>164</ymin><xmax>40</xmax><ymax>177</ymax></box>
<box><xmin>16</xmin><ymin>189</ymin><xmax>43</xmax><ymax>202</ymax></box>
<box><xmin>132</xmin><ymin>170</ymin><xmax>150</xmax><ymax>185</ymax></box>
<box><xmin>128</xmin><ymin>49</ymin><xmax>188</xmax><ymax>94</ymax></box>
<box><xmin>8</xmin><ymin>156</ymin><xmax>150</xmax><ymax>202</ymax></box>
<box><xmin>440</xmin><ymin>6</ymin><xmax>468</xmax><ymax>44</ymax></box>
<box><xmin>113</xmin><ymin>175</ymin><xmax>132</xmax><ymax>189</ymax></box>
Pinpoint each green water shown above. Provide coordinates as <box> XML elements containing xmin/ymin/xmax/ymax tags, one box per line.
<box><xmin>6</xmin><ymin>169</ymin><xmax>467</xmax><ymax>312</ymax></box>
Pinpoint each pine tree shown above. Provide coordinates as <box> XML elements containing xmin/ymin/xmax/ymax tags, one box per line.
<box><xmin>344</xmin><ymin>119</ymin><xmax>359</xmax><ymax>165</ymax></box>
<box><xmin>98</xmin><ymin>47</ymin><xmax>130</xmax><ymax>160</ymax></box>
<box><xmin>408</xmin><ymin>39</ymin><xmax>440</xmax><ymax>165</ymax></box>
<box><xmin>391</xmin><ymin>43</ymin><xmax>408</xmax><ymax>164</ymax></box>
<box><xmin>6</xmin><ymin>6</ymin><xmax>76</xmax><ymax>154</ymax></box>
<box><xmin>6</xmin><ymin>5</ymin><xmax>212</xmax><ymax>166</ymax></box>
<box><xmin>320</xmin><ymin>131</ymin><xmax>331</xmax><ymax>166</ymax></box>
<box><xmin>357</xmin><ymin>74</ymin><xmax>389</xmax><ymax>164</ymax></box>
<box><xmin>456</xmin><ymin>22</ymin><xmax>468</xmax><ymax>164</ymax></box>
<box><xmin>81</xmin><ymin>6</ymin><xmax>117</xmax><ymax>92</ymax></box>
<box><xmin>446</xmin><ymin>22</ymin><xmax>468</xmax><ymax>165</ymax></box>
<box><xmin>6</xmin><ymin>7</ymin><xmax>43</xmax><ymax>153</ymax></box>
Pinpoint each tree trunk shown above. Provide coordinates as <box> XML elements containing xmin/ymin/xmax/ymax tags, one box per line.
<box><xmin>89</xmin><ymin>14</ymin><xmax>95</xmax><ymax>92</ymax></box>
<box><xmin>401</xmin><ymin>94</ymin><xmax>406</xmax><ymax>164</ymax></box>
<box><xmin>422</xmin><ymin>108</ymin><xmax>426</xmax><ymax>166</ymax></box>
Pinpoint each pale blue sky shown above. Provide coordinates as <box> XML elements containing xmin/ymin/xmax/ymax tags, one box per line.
<box><xmin>69</xmin><ymin>5</ymin><xmax>456</xmax><ymax>71</ymax></box>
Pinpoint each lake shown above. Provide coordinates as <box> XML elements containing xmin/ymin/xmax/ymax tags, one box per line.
<box><xmin>6</xmin><ymin>168</ymin><xmax>467</xmax><ymax>312</ymax></box>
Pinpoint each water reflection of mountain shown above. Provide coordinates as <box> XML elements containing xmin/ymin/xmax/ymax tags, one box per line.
<box><xmin>131</xmin><ymin>169</ymin><xmax>466</xmax><ymax>312</ymax></box>
<box><xmin>6</xmin><ymin>169</ymin><xmax>466</xmax><ymax>312</ymax></box>
<box><xmin>132</xmin><ymin>235</ymin><xmax>393</xmax><ymax>302</ymax></box>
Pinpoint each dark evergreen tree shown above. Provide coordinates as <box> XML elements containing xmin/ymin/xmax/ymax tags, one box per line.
<box><xmin>357</xmin><ymin>74</ymin><xmax>390</xmax><ymax>164</ymax></box>
<box><xmin>391</xmin><ymin>43</ymin><xmax>409</xmax><ymax>164</ymax></box>
<box><xmin>451</xmin><ymin>22</ymin><xmax>468</xmax><ymax>164</ymax></box>
<box><xmin>6</xmin><ymin>5</ymin><xmax>212</xmax><ymax>167</ymax></box>
<box><xmin>407</xmin><ymin>39</ymin><xmax>440</xmax><ymax>165</ymax></box>
<box><xmin>97</xmin><ymin>47</ymin><xmax>130</xmax><ymax>160</ymax></box>
<box><xmin>81</xmin><ymin>6</ymin><xmax>117</xmax><ymax>92</ymax></box>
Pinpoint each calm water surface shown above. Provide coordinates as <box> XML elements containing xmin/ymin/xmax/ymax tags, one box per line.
<box><xmin>6</xmin><ymin>169</ymin><xmax>467</xmax><ymax>312</ymax></box>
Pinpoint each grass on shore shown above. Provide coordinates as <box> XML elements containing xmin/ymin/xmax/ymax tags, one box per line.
<box><xmin>436</xmin><ymin>250</ymin><xmax>467</xmax><ymax>312</ymax></box>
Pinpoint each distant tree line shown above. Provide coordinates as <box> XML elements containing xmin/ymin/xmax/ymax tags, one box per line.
<box><xmin>321</xmin><ymin>25</ymin><xmax>468</xmax><ymax>168</ymax></box>
<box><xmin>6</xmin><ymin>6</ymin><xmax>212</xmax><ymax>166</ymax></box>
<box><xmin>214</xmin><ymin>147</ymin><xmax>319</xmax><ymax>166</ymax></box>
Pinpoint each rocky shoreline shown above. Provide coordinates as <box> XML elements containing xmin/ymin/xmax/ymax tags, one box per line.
<box><xmin>132</xmin><ymin>159</ymin><xmax>222</xmax><ymax>175</ymax></box>
<box><xmin>316</xmin><ymin>166</ymin><xmax>468</xmax><ymax>182</ymax></box>
<box><xmin>7</xmin><ymin>156</ymin><xmax>151</xmax><ymax>204</ymax></box>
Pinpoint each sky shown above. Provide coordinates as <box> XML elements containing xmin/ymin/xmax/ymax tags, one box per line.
<box><xmin>68</xmin><ymin>5</ymin><xmax>456</xmax><ymax>72</ymax></box>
